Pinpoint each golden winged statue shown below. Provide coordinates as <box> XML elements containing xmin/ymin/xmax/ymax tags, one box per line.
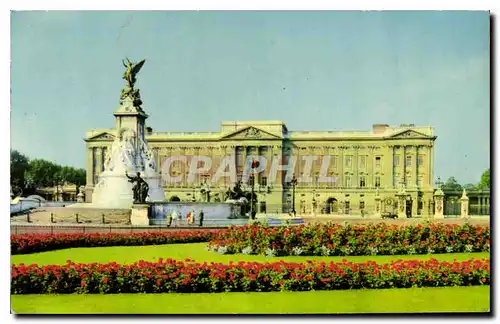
<box><xmin>122</xmin><ymin>58</ymin><xmax>146</xmax><ymax>89</ymax></box>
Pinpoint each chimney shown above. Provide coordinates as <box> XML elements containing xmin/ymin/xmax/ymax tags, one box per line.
<box><xmin>146</xmin><ymin>126</ymin><xmax>153</xmax><ymax>135</ymax></box>
<box><xmin>373</xmin><ymin>124</ymin><xmax>389</xmax><ymax>134</ymax></box>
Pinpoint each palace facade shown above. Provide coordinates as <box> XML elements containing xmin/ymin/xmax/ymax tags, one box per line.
<box><xmin>85</xmin><ymin>116</ymin><xmax>437</xmax><ymax>217</ymax></box>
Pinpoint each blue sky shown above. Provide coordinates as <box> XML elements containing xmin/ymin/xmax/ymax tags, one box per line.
<box><xmin>10</xmin><ymin>11</ymin><xmax>490</xmax><ymax>184</ymax></box>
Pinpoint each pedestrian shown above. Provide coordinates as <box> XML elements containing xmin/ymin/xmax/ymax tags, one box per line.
<box><xmin>166</xmin><ymin>213</ymin><xmax>173</xmax><ymax>227</ymax></box>
<box><xmin>171</xmin><ymin>209</ymin><xmax>178</xmax><ymax>227</ymax></box>
<box><xmin>189</xmin><ymin>210</ymin><xmax>196</xmax><ymax>225</ymax></box>
<box><xmin>199</xmin><ymin>210</ymin><xmax>204</xmax><ymax>227</ymax></box>
<box><xmin>186</xmin><ymin>211</ymin><xmax>191</xmax><ymax>225</ymax></box>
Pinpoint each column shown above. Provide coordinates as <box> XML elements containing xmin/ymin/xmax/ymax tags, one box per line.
<box><xmin>338</xmin><ymin>146</ymin><xmax>344</xmax><ymax>188</ymax></box>
<box><xmin>100</xmin><ymin>147</ymin><xmax>106</xmax><ymax>172</ymax></box>
<box><xmin>429</xmin><ymin>145</ymin><xmax>434</xmax><ymax>187</ymax></box>
<box><xmin>267</xmin><ymin>145</ymin><xmax>273</xmax><ymax>187</ymax></box>
<box><xmin>86</xmin><ymin>147</ymin><xmax>94</xmax><ymax>186</ymax></box>
<box><xmin>411</xmin><ymin>193</ymin><xmax>418</xmax><ymax>217</ymax></box>
<box><xmin>94</xmin><ymin>147</ymin><xmax>102</xmax><ymax>183</ymax></box>
<box><xmin>274</xmin><ymin>145</ymin><xmax>283</xmax><ymax>188</ymax></box>
<box><xmin>421</xmin><ymin>199</ymin><xmax>428</xmax><ymax>219</ymax></box>
<box><xmin>368</xmin><ymin>147</ymin><xmax>374</xmax><ymax>188</ymax></box>
<box><xmin>414</xmin><ymin>146</ymin><xmax>418</xmax><ymax>188</ymax></box>
<box><xmin>354</xmin><ymin>146</ymin><xmax>359</xmax><ymax>188</ymax></box>
<box><xmin>389</xmin><ymin>145</ymin><xmax>394</xmax><ymax>188</ymax></box>
<box><xmin>402</xmin><ymin>145</ymin><xmax>407</xmax><ymax>186</ymax></box>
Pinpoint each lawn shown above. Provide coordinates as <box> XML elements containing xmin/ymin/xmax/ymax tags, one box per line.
<box><xmin>11</xmin><ymin>243</ymin><xmax>491</xmax><ymax>314</ymax></box>
<box><xmin>10</xmin><ymin>243</ymin><xmax>490</xmax><ymax>265</ymax></box>
<box><xmin>11</xmin><ymin>286</ymin><xmax>490</xmax><ymax>314</ymax></box>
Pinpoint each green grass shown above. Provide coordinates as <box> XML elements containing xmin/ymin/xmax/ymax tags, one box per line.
<box><xmin>11</xmin><ymin>286</ymin><xmax>490</xmax><ymax>314</ymax></box>
<box><xmin>11</xmin><ymin>243</ymin><xmax>490</xmax><ymax>265</ymax></box>
<box><xmin>10</xmin><ymin>244</ymin><xmax>491</xmax><ymax>314</ymax></box>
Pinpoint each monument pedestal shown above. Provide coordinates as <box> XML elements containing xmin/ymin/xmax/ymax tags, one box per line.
<box><xmin>130</xmin><ymin>204</ymin><xmax>150</xmax><ymax>226</ymax></box>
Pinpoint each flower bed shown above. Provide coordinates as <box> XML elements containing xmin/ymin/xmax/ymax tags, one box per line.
<box><xmin>11</xmin><ymin>258</ymin><xmax>490</xmax><ymax>294</ymax></box>
<box><xmin>207</xmin><ymin>223</ymin><xmax>490</xmax><ymax>256</ymax></box>
<box><xmin>11</xmin><ymin>230</ymin><xmax>224</xmax><ymax>255</ymax></box>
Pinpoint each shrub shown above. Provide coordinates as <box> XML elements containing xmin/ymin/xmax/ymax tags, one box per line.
<box><xmin>11</xmin><ymin>258</ymin><xmax>490</xmax><ymax>294</ymax></box>
<box><xmin>11</xmin><ymin>230</ymin><xmax>225</xmax><ymax>255</ymax></box>
<box><xmin>207</xmin><ymin>222</ymin><xmax>490</xmax><ymax>257</ymax></box>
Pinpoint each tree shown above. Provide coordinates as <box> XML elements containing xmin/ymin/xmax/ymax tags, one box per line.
<box><xmin>24</xmin><ymin>159</ymin><xmax>62</xmax><ymax>188</ymax></box>
<box><xmin>441</xmin><ymin>176</ymin><xmax>462</xmax><ymax>191</ymax></box>
<box><xmin>478</xmin><ymin>168</ymin><xmax>490</xmax><ymax>190</ymax></box>
<box><xmin>463</xmin><ymin>183</ymin><xmax>477</xmax><ymax>190</ymax></box>
<box><xmin>10</xmin><ymin>150</ymin><xmax>29</xmax><ymax>195</ymax></box>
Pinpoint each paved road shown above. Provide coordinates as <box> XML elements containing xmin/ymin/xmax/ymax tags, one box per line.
<box><xmin>11</xmin><ymin>216</ymin><xmax>489</xmax><ymax>235</ymax></box>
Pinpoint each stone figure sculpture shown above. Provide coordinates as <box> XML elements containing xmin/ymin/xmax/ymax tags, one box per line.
<box><xmin>125</xmin><ymin>171</ymin><xmax>149</xmax><ymax>203</ymax></box>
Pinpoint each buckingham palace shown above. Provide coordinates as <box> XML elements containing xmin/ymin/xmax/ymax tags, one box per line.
<box><xmin>85</xmin><ymin>117</ymin><xmax>437</xmax><ymax>217</ymax></box>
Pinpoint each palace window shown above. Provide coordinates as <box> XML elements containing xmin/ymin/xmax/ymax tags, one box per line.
<box><xmin>393</xmin><ymin>155</ymin><xmax>400</xmax><ymax>167</ymax></box>
<box><xmin>417</xmin><ymin>177</ymin><xmax>423</xmax><ymax>188</ymax></box>
<box><xmin>406</xmin><ymin>155</ymin><xmax>412</xmax><ymax>167</ymax></box>
<box><xmin>375</xmin><ymin>176</ymin><xmax>381</xmax><ymax>188</ymax></box>
<box><xmin>345</xmin><ymin>156</ymin><xmax>352</xmax><ymax>167</ymax></box>
<box><xmin>359</xmin><ymin>156</ymin><xmax>367</xmax><ymax>169</ymax></box>
<box><xmin>375</xmin><ymin>156</ymin><xmax>381</xmax><ymax>168</ymax></box>
<box><xmin>417</xmin><ymin>155</ymin><xmax>424</xmax><ymax>166</ymax></box>
<box><xmin>360</xmin><ymin>201</ymin><xmax>365</xmax><ymax>210</ymax></box>
<box><xmin>201</xmin><ymin>174</ymin><xmax>210</xmax><ymax>183</ymax></box>
<box><xmin>315</xmin><ymin>172</ymin><xmax>320</xmax><ymax>185</ymax></box>
<box><xmin>345</xmin><ymin>201</ymin><xmax>350</xmax><ymax>214</ymax></box>
<box><xmin>393</xmin><ymin>174</ymin><xmax>399</xmax><ymax>187</ymax></box>
<box><xmin>260</xmin><ymin>201</ymin><xmax>267</xmax><ymax>213</ymax></box>
<box><xmin>332</xmin><ymin>155</ymin><xmax>338</xmax><ymax>168</ymax></box>
<box><xmin>330</xmin><ymin>173</ymin><xmax>337</xmax><ymax>188</ymax></box>
<box><xmin>359</xmin><ymin>175</ymin><xmax>366</xmax><ymax>188</ymax></box>
<box><xmin>260</xmin><ymin>176</ymin><xmax>267</xmax><ymax>187</ymax></box>
<box><xmin>345</xmin><ymin>175</ymin><xmax>352</xmax><ymax>188</ymax></box>
<box><xmin>249</xmin><ymin>175</ymin><xmax>255</xmax><ymax>186</ymax></box>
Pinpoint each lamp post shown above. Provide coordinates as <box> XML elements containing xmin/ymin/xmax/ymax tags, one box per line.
<box><xmin>291</xmin><ymin>174</ymin><xmax>298</xmax><ymax>217</ymax></box>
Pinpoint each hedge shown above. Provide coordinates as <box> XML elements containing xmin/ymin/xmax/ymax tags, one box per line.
<box><xmin>11</xmin><ymin>258</ymin><xmax>490</xmax><ymax>294</ymax></box>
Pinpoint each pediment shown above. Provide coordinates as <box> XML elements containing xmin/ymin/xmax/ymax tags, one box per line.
<box><xmin>388</xmin><ymin>129</ymin><xmax>432</xmax><ymax>139</ymax></box>
<box><xmin>87</xmin><ymin>132</ymin><xmax>116</xmax><ymax>141</ymax></box>
<box><xmin>221</xmin><ymin>126</ymin><xmax>282</xmax><ymax>140</ymax></box>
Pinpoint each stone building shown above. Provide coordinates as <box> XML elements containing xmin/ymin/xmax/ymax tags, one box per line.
<box><xmin>85</xmin><ymin>109</ymin><xmax>437</xmax><ymax>217</ymax></box>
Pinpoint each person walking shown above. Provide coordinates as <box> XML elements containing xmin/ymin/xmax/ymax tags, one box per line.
<box><xmin>166</xmin><ymin>213</ymin><xmax>173</xmax><ymax>227</ymax></box>
<box><xmin>189</xmin><ymin>209</ymin><xmax>196</xmax><ymax>226</ymax></box>
<box><xmin>199</xmin><ymin>210</ymin><xmax>204</xmax><ymax>227</ymax></box>
<box><xmin>171</xmin><ymin>209</ymin><xmax>178</xmax><ymax>227</ymax></box>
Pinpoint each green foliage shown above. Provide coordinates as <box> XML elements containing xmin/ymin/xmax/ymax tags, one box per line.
<box><xmin>10</xmin><ymin>150</ymin><xmax>29</xmax><ymax>195</ymax></box>
<box><xmin>10</xmin><ymin>286</ymin><xmax>491</xmax><ymax>314</ymax></box>
<box><xmin>11</xmin><ymin>149</ymin><xmax>86</xmax><ymax>194</ymax></box>
<box><xmin>442</xmin><ymin>177</ymin><xmax>462</xmax><ymax>191</ymax></box>
<box><xmin>478</xmin><ymin>169</ymin><xmax>490</xmax><ymax>190</ymax></box>
<box><xmin>208</xmin><ymin>223</ymin><xmax>490</xmax><ymax>257</ymax></box>
<box><xmin>25</xmin><ymin>159</ymin><xmax>61</xmax><ymax>188</ymax></box>
<box><xmin>463</xmin><ymin>183</ymin><xmax>478</xmax><ymax>190</ymax></box>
